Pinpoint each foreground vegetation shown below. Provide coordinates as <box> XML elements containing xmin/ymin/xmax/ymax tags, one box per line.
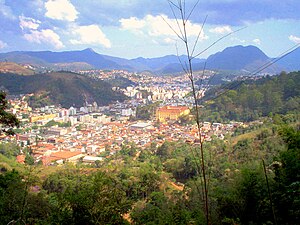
<box><xmin>0</xmin><ymin>120</ymin><xmax>299</xmax><ymax>224</ymax></box>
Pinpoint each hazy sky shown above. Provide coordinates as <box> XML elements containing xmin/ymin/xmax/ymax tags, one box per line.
<box><xmin>0</xmin><ymin>0</ymin><xmax>299</xmax><ymax>59</ymax></box>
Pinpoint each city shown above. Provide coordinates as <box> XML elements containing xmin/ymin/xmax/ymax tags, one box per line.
<box><xmin>3</xmin><ymin>69</ymin><xmax>246</xmax><ymax>166</ymax></box>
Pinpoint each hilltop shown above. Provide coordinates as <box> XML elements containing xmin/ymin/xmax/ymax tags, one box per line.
<box><xmin>0</xmin><ymin>62</ymin><xmax>34</xmax><ymax>75</ymax></box>
<box><xmin>0</xmin><ymin>71</ymin><xmax>127</xmax><ymax>108</ymax></box>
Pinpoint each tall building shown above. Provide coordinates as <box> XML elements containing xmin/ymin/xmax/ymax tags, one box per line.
<box><xmin>156</xmin><ymin>106</ymin><xmax>190</xmax><ymax>122</ymax></box>
<box><xmin>69</xmin><ymin>107</ymin><xmax>77</xmax><ymax>116</ymax></box>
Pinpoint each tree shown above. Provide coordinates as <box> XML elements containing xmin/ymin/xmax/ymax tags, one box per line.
<box><xmin>131</xmin><ymin>191</ymin><xmax>192</xmax><ymax>225</ymax></box>
<box><xmin>43</xmin><ymin>169</ymin><xmax>131</xmax><ymax>224</ymax></box>
<box><xmin>0</xmin><ymin>169</ymin><xmax>25</xmax><ymax>224</ymax></box>
<box><xmin>0</xmin><ymin>169</ymin><xmax>44</xmax><ymax>224</ymax></box>
<box><xmin>273</xmin><ymin>126</ymin><xmax>300</xmax><ymax>224</ymax></box>
<box><xmin>0</xmin><ymin>142</ymin><xmax>20</xmax><ymax>158</ymax></box>
<box><xmin>136</xmin><ymin>102</ymin><xmax>160</xmax><ymax>121</ymax></box>
<box><xmin>156</xmin><ymin>141</ymin><xmax>174</xmax><ymax>160</ymax></box>
<box><xmin>25</xmin><ymin>153</ymin><xmax>35</xmax><ymax>165</ymax></box>
<box><xmin>0</xmin><ymin>91</ymin><xmax>20</xmax><ymax>135</ymax></box>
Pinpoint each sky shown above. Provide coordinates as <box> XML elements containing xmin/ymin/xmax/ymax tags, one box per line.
<box><xmin>0</xmin><ymin>0</ymin><xmax>300</xmax><ymax>59</ymax></box>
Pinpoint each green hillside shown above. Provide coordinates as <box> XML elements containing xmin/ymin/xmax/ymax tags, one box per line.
<box><xmin>201</xmin><ymin>71</ymin><xmax>300</xmax><ymax>122</ymax></box>
<box><xmin>0</xmin><ymin>71</ymin><xmax>127</xmax><ymax>108</ymax></box>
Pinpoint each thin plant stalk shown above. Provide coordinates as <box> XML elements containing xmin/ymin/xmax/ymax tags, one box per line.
<box><xmin>262</xmin><ymin>159</ymin><xmax>278</xmax><ymax>225</ymax></box>
<box><xmin>166</xmin><ymin>1</ymin><xmax>210</xmax><ymax>223</ymax></box>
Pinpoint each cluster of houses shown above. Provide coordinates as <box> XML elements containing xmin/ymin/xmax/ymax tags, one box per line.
<box><xmin>2</xmin><ymin>69</ymin><xmax>246</xmax><ymax>166</ymax></box>
<box><xmin>5</xmin><ymin>101</ymin><xmax>244</xmax><ymax>166</ymax></box>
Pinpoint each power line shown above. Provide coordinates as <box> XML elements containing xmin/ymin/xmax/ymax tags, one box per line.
<box><xmin>203</xmin><ymin>43</ymin><xmax>300</xmax><ymax>102</ymax></box>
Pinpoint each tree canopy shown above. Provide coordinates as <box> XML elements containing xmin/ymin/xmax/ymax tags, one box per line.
<box><xmin>201</xmin><ymin>71</ymin><xmax>300</xmax><ymax>122</ymax></box>
<box><xmin>0</xmin><ymin>91</ymin><xmax>19</xmax><ymax>135</ymax></box>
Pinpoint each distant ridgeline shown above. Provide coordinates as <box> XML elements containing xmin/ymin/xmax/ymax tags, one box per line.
<box><xmin>1</xmin><ymin>46</ymin><xmax>300</xmax><ymax>74</ymax></box>
<box><xmin>0</xmin><ymin>71</ymin><xmax>127</xmax><ymax>108</ymax></box>
<box><xmin>201</xmin><ymin>71</ymin><xmax>300</xmax><ymax>122</ymax></box>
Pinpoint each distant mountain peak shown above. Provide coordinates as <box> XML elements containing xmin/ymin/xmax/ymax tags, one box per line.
<box><xmin>82</xmin><ymin>48</ymin><xmax>96</xmax><ymax>53</ymax></box>
<box><xmin>0</xmin><ymin>45</ymin><xmax>299</xmax><ymax>74</ymax></box>
<box><xmin>203</xmin><ymin>44</ymin><xmax>271</xmax><ymax>71</ymax></box>
<box><xmin>218</xmin><ymin>45</ymin><xmax>268</xmax><ymax>56</ymax></box>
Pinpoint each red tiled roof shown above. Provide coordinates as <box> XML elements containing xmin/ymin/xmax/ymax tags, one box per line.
<box><xmin>16</xmin><ymin>155</ymin><xmax>25</xmax><ymax>164</ymax></box>
<box><xmin>50</xmin><ymin>151</ymin><xmax>82</xmax><ymax>160</ymax></box>
<box><xmin>157</xmin><ymin>106</ymin><xmax>189</xmax><ymax>113</ymax></box>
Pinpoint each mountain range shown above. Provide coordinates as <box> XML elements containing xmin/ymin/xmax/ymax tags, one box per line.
<box><xmin>0</xmin><ymin>45</ymin><xmax>299</xmax><ymax>74</ymax></box>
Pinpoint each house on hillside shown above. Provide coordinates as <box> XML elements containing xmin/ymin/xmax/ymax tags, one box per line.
<box><xmin>42</xmin><ymin>151</ymin><xmax>83</xmax><ymax>165</ymax></box>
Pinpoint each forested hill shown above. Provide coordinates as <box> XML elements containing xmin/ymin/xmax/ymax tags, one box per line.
<box><xmin>0</xmin><ymin>71</ymin><xmax>127</xmax><ymax>108</ymax></box>
<box><xmin>202</xmin><ymin>71</ymin><xmax>300</xmax><ymax>122</ymax></box>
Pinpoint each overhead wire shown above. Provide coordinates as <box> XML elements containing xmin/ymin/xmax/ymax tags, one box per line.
<box><xmin>203</xmin><ymin>43</ymin><xmax>300</xmax><ymax>103</ymax></box>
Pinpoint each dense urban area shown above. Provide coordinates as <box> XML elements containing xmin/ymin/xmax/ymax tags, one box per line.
<box><xmin>3</xmin><ymin>69</ymin><xmax>246</xmax><ymax>165</ymax></box>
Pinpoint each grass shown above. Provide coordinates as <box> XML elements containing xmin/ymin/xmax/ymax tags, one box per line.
<box><xmin>0</xmin><ymin>154</ymin><xmax>25</xmax><ymax>172</ymax></box>
<box><xmin>0</xmin><ymin>62</ymin><xmax>35</xmax><ymax>75</ymax></box>
<box><xmin>231</xmin><ymin>129</ymin><xmax>262</xmax><ymax>146</ymax></box>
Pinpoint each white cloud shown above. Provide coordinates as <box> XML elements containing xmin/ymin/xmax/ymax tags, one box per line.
<box><xmin>20</xmin><ymin>12</ymin><xmax>64</xmax><ymax>49</ymax></box>
<box><xmin>164</xmin><ymin>37</ymin><xmax>176</xmax><ymax>44</ymax></box>
<box><xmin>19</xmin><ymin>15</ymin><xmax>41</xmax><ymax>30</ymax></box>
<box><xmin>230</xmin><ymin>37</ymin><xmax>246</xmax><ymax>43</ymax></box>
<box><xmin>70</xmin><ymin>25</ymin><xmax>111</xmax><ymax>48</ymax></box>
<box><xmin>0</xmin><ymin>40</ymin><xmax>8</xmax><ymax>49</ymax></box>
<box><xmin>289</xmin><ymin>35</ymin><xmax>300</xmax><ymax>44</ymax></box>
<box><xmin>45</xmin><ymin>0</ymin><xmax>78</xmax><ymax>22</ymax></box>
<box><xmin>152</xmin><ymin>37</ymin><xmax>177</xmax><ymax>46</ymax></box>
<box><xmin>24</xmin><ymin>29</ymin><xmax>64</xmax><ymax>49</ymax></box>
<box><xmin>253</xmin><ymin>38</ymin><xmax>261</xmax><ymax>45</ymax></box>
<box><xmin>120</xmin><ymin>14</ymin><xmax>208</xmax><ymax>40</ymax></box>
<box><xmin>209</xmin><ymin>26</ymin><xmax>232</xmax><ymax>34</ymax></box>
<box><xmin>0</xmin><ymin>0</ymin><xmax>16</xmax><ymax>20</ymax></box>
<box><xmin>120</xmin><ymin>17</ymin><xmax>145</xmax><ymax>30</ymax></box>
